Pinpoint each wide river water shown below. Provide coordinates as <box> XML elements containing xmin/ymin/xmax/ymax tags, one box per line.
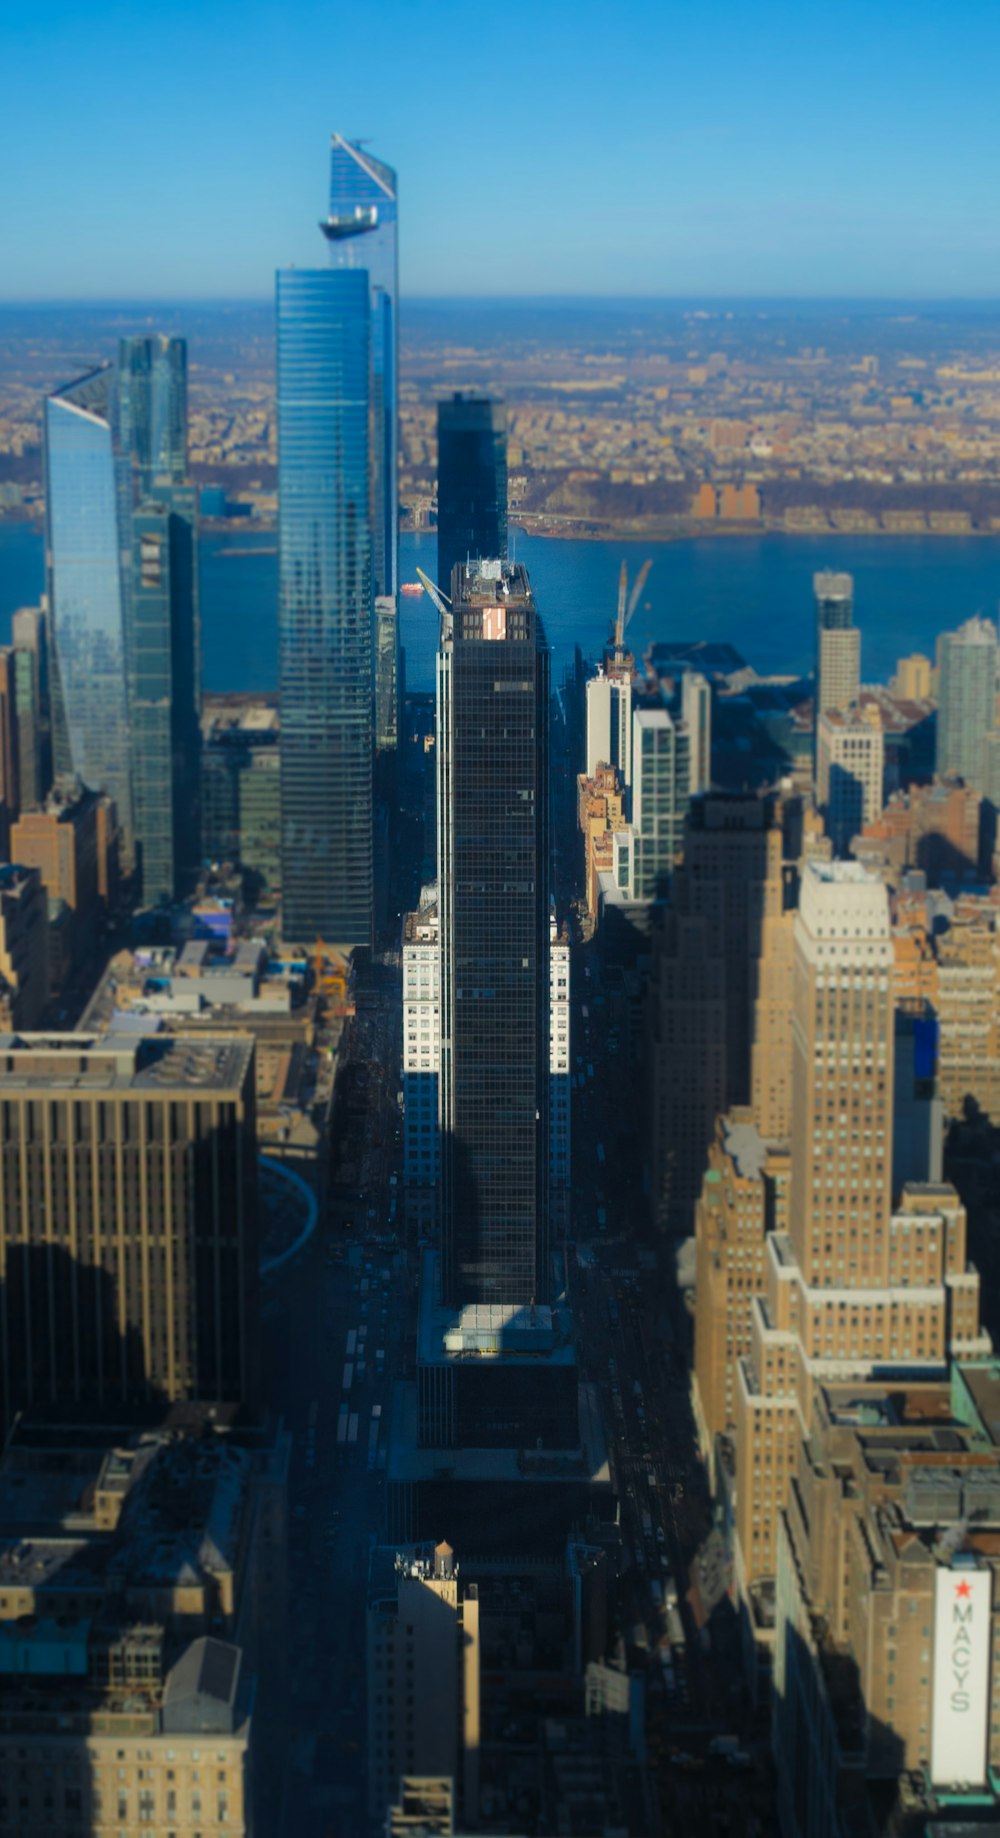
<box><xmin>1</xmin><ymin>521</ymin><xmax>998</xmax><ymax>693</ymax></box>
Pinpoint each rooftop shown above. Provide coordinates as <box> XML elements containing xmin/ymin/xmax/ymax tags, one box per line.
<box><xmin>0</xmin><ymin>1033</ymin><xmax>253</xmax><ymax>1095</ymax></box>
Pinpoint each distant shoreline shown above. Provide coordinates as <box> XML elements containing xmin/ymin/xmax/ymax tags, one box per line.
<box><xmin>2</xmin><ymin>509</ymin><xmax>999</xmax><ymax>547</ymax></box>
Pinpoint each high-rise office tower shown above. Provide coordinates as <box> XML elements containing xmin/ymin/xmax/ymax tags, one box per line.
<box><xmin>438</xmin><ymin>561</ymin><xmax>550</xmax><ymax>1304</ymax></box>
<box><xmin>814</xmin><ymin>568</ymin><xmax>860</xmax><ymax>734</ymax></box>
<box><xmin>324</xmin><ymin>135</ymin><xmax>397</xmax><ymax>601</ymax></box>
<box><xmin>324</xmin><ymin>135</ymin><xmax>400</xmax><ymax>765</ymax></box>
<box><xmin>436</xmin><ymin>396</ymin><xmax>508</xmax><ymax>599</ymax></box>
<box><xmin>648</xmin><ymin>793</ymin><xmax>795</xmax><ymax>1233</ymax></box>
<box><xmin>936</xmin><ymin>615</ymin><xmax>999</xmax><ymax>790</ymax></box>
<box><xmin>11</xmin><ymin>604</ymin><xmax>52</xmax><ymax>810</ymax></box>
<box><xmin>0</xmin><ymin>1033</ymin><xmax>259</xmax><ymax>1424</ymax></box>
<box><xmin>44</xmin><ymin>369</ymin><xmax>134</xmax><ymax>840</ymax></box>
<box><xmin>732</xmin><ymin>862</ymin><xmax>987</xmax><ymax>1609</ymax></box>
<box><xmin>277</xmin><ymin>264</ymin><xmax>373</xmax><ymax>946</ymax></box>
<box><xmin>117</xmin><ymin>334</ymin><xmax>188</xmax><ymax>492</ymax></box>
<box><xmin>130</xmin><ymin>483</ymin><xmax>201</xmax><ymax>902</ymax></box>
<box><xmin>45</xmin><ymin>352</ymin><xmax>199</xmax><ymax>901</ymax></box>
<box><xmin>815</xmin><ymin>700</ymin><xmax>884</xmax><ymax>854</ymax></box>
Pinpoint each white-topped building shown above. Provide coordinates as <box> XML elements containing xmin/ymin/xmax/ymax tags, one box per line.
<box><xmin>402</xmin><ymin>887</ymin><xmax>441</xmax><ymax>1229</ymax></box>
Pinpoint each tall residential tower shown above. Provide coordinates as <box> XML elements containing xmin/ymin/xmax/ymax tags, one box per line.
<box><xmin>437</xmin><ymin>396</ymin><xmax>508</xmax><ymax>599</ymax></box>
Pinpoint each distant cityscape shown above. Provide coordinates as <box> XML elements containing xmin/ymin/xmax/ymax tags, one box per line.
<box><xmin>2</xmin><ymin>125</ymin><xmax>1000</xmax><ymax>1838</ymax></box>
<box><xmin>5</xmin><ymin>299</ymin><xmax>1000</xmax><ymax>538</ymax></box>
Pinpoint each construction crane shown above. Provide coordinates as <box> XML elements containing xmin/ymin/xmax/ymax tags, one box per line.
<box><xmin>608</xmin><ymin>558</ymin><xmax>652</xmax><ymax>668</ymax></box>
<box><xmin>313</xmin><ymin>939</ymin><xmax>355</xmax><ymax>1018</ymax></box>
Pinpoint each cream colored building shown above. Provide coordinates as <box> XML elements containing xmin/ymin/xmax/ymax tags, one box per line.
<box><xmin>816</xmin><ymin>702</ymin><xmax>884</xmax><ymax>854</ymax></box>
<box><xmin>0</xmin><ymin>1407</ymin><xmax>289</xmax><ymax>1838</ymax></box>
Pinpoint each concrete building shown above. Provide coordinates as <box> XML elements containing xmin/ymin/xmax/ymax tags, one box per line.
<box><xmin>367</xmin><ymin>1542</ymin><xmax>480</xmax><ymax>1828</ymax></box>
<box><xmin>892</xmin><ymin>652</ymin><xmax>933</xmax><ymax>701</ymax></box>
<box><xmin>0</xmin><ymin>1032</ymin><xmax>259</xmax><ymax>1422</ymax></box>
<box><xmin>816</xmin><ymin>702</ymin><xmax>884</xmax><ymax>855</ymax></box>
<box><xmin>773</xmin><ymin>1363</ymin><xmax>1000</xmax><ymax>1837</ymax></box>
<box><xmin>578</xmin><ymin>764</ymin><xmax>628</xmax><ymax>922</ymax></box>
<box><xmin>936</xmin><ymin>617</ymin><xmax>999</xmax><ymax>792</ymax></box>
<box><xmin>681</xmin><ymin>669</ymin><xmax>712</xmax><ymax>794</ymax></box>
<box><xmin>402</xmin><ymin>890</ymin><xmax>441</xmax><ymax>1232</ymax></box>
<box><xmin>0</xmin><ymin>1403</ymin><xmax>288</xmax><ymax>1838</ymax></box>
<box><xmin>852</xmin><ymin>778</ymin><xmax>984</xmax><ymax>887</ymax></box>
<box><xmin>585</xmin><ymin>664</ymin><xmax>633</xmax><ymax>786</ymax></box>
<box><xmin>732</xmin><ymin>863</ymin><xmax>989</xmax><ymax>1655</ymax></box>
<box><xmin>648</xmin><ymin>792</ymin><xmax>798</xmax><ymax>1235</ymax></box>
<box><xmin>9</xmin><ymin>782</ymin><xmax>113</xmax><ymax>982</ymax></box>
<box><xmin>0</xmin><ymin>864</ymin><xmax>48</xmax><ymax>1030</ymax></box>
<box><xmin>814</xmin><ymin>570</ymin><xmax>860</xmax><ymax>731</ymax></box>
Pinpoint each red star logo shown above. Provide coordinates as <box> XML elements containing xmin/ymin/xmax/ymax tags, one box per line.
<box><xmin>955</xmin><ymin>1580</ymin><xmax>972</xmax><ymax>1598</ymax></box>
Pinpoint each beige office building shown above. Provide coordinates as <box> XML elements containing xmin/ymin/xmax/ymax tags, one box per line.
<box><xmin>816</xmin><ymin>702</ymin><xmax>884</xmax><ymax>854</ymax></box>
<box><xmin>732</xmin><ymin>863</ymin><xmax>989</xmax><ymax>1628</ymax></box>
<box><xmin>367</xmin><ymin>1542</ymin><xmax>480</xmax><ymax>1829</ymax></box>
<box><xmin>0</xmin><ymin>1032</ymin><xmax>259</xmax><ymax>1422</ymax></box>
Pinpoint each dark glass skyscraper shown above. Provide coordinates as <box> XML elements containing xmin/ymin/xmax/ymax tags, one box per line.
<box><xmin>277</xmin><ymin>266</ymin><xmax>373</xmax><ymax>946</ymax></box>
<box><xmin>437</xmin><ymin>561</ymin><xmax>550</xmax><ymax>1305</ymax></box>
<box><xmin>437</xmin><ymin>396</ymin><xmax>508</xmax><ymax>598</ymax></box>
<box><xmin>130</xmin><ymin>482</ymin><xmax>201</xmax><ymax>902</ymax></box>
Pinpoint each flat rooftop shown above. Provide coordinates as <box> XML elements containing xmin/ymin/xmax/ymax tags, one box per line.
<box><xmin>0</xmin><ymin>1033</ymin><xmax>253</xmax><ymax>1094</ymax></box>
<box><xmin>417</xmin><ymin>1251</ymin><xmax>576</xmax><ymax>1367</ymax></box>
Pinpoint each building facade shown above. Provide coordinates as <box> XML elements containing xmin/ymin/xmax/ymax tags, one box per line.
<box><xmin>816</xmin><ymin>702</ymin><xmax>885</xmax><ymax>855</ymax></box>
<box><xmin>814</xmin><ymin>570</ymin><xmax>860</xmax><ymax>731</ymax></box>
<box><xmin>437</xmin><ymin>562</ymin><xmax>550</xmax><ymax>1306</ymax></box>
<box><xmin>402</xmin><ymin>891</ymin><xmax>441</xmax><ymax>1231</ymax></box>
<box><xmin>936</xmin><ymin>616</ymin><xmax>999</xmax><ymax>791</ymax></box>
<box><xmin>44</xmin><ymin>371</ymin><xmax>134</xmax><ymax>841</ymax></box>
<box><xmin>276</xmin><ymin>265</ymin><xmax>373</xmax><ymax>946</ymax></box>
<box><xmin>0</xmin><ymin>1033</ymin><xmax>259</xmax><ymax>1421</ymax></box>
<box><xmin>436</xmin><ymin>396</ymin><xmax>508</xmax><ymax>598</ymax></box>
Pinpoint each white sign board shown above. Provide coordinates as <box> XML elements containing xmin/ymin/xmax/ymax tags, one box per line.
<box><xmin>931</xmin><ymin>1566</ymin><xmax>992</xmax><ymax>1787</ymax></box>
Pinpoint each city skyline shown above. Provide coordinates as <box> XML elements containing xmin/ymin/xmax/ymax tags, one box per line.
<box><xmin>3</xmin><ymin>0</ymin><xmax>1000</xmax><ymax>300</ymax></box>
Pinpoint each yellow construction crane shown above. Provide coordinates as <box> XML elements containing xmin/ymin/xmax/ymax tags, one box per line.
<box><xmin>609</xmin><ymin>558</ymin><xmax>652</xmax><ymax>666</ymax></box>
<box><xmin>313</xmin><ymin>939</ymin><xmax>354</xmax><ymax>1017</ymax></box>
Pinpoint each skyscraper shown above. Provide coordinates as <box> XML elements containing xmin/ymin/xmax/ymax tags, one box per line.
<box><xmin>45</xmin><ymin>349</ymin><xmax>200</xmax><ymax>902</ymax></box>
<box><xmin>437</xmin><ymin>561</ymin><xmax>549</xmax><ymax>1304</ymax></box>
<box><xmin>815</xmin><ymin>700</ymin><xmax>884</xmax><ymax>854</ymax></box>
<box><xmin>324</xmin><ymin>135</ymin><xmax>401</xmax><ymax>770</ymax></box>
<box><xmin>117</xmin><ymin>334</ymin><xmax>188</xmax><ymax>493</ymax></box>
<box><xmin>0</xmin><ymin>1032</ymin><xmax>259</xmax><ymax>1423</ymax></box>
<box><xmin>44</xmin><ymin>369</ymin><xmax>134</xmax><ymax>839</ymax></box>
<box><xmin>936</xmin><ymin>615</ymin><xmax>999</xmax><ymax>790</ymax></box>
<box><xmin>130</xmin><ymin>483</ymin><xmax>202</xmax><ymax>902</ymax></box>
<box><xmin>437</xmin><ymin>396</ymin><xmax>508</xmax><ymax>598</ymax></box>
<box><xmin>324</xmin><ymin>134</ymin><xmax>398</xmax><ymax>601</ymax></box>
<box><xmin>276</xmin><ymin>265</ymin><xmax>373</xmax><ymax>946</ymax></box>
<box><xmin>814</xmin><ymin>568</ymin><xmax>860</xmax><ymax>733</ymax></box>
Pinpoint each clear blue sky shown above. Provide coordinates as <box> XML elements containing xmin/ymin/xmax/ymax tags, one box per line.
<box><xmin>3</xmin><ymin>0</ymin><xmax>999</xmax><ymax>300</ymax></box>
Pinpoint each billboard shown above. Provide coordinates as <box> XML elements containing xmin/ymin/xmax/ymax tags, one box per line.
<box><xmin>931</xmin><ymin>1566</ymin><xmax>992</xmax><ymax>1787</ymax></box>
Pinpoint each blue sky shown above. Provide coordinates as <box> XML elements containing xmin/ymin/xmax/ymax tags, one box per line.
<box><xmin>3</xmin><ymin>0</ymin><xmax>999</xmax><ymax>300</ymax></box>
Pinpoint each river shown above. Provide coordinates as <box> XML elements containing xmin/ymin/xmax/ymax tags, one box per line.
<box><xmin>1</xmin><ymin>521</ymin><xmax>997</xmax><ymax>693</ymax></box>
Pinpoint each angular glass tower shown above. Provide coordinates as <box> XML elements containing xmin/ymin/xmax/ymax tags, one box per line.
<box><xmin>437</xmin><ymin>562</ymin><xmax>550</xmax><ymax>1305</ymax></box>
<box><xmin>118</xmin><ymin>335</ymin><xmax>188</xmax><ymax>493</ymax></box>
<box><xmin>44</xmin><ymin>370</ymin><xmax>134</xmax><ymax>837</ymax></box>
<box><xmin>437</xmin><ymin>396</ymin><xmax>508</xmax><ymax>599</ymax></box>
<box><xmin>324</xmin><ymin>135</ymin><xmax>398</xmax><ymax>603</ymax></box>
<box><xmin>277</xmin><ymin>267</ymin><xmax>373</xmax><ymax>946</ymax></box>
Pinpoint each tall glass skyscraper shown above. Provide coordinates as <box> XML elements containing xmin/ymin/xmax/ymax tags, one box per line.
<box><xmin>437</xmin><ymin>395</ymin><xmax>508</xmax><ymax>598</ymax></box>
<box><xmin>45</xmin><ymin>370</ymin><xmax>134</xmax><ymax>838</ymax></box>
<box><xmin>437</xmin><ymin>561</ymin><xmax>550</xmax><ymax>1305</ymax></box>
<box><xmin>277</xmin><ymin>267</ymin><xmax>373</xmax><ymax>946</ymax></box>
<box><xmin>936</xmin><ymin>616</ymin><xmax>999</xmax><ymax>791</ymax></box>
<box><xmin>324</xmin><ymin>135</ymin><xmax>398</xmax><ymax>601</ymax></box>
<box><xmin>118</xmin><ymin>335</ymin><xmax>188</xmax><ymax>494</ymax></box>
<box><xmin>45</xmin><ymin>345</ymin><xmax>200</xmax><ymax>901</ymax></box>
